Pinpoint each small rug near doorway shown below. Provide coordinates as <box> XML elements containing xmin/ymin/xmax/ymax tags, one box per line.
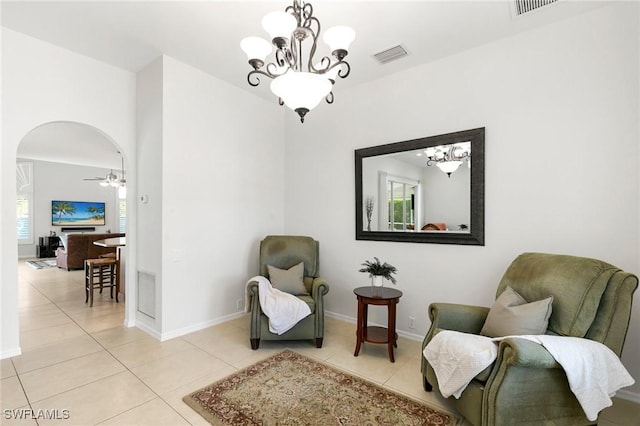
<box><xmin>183</xmin><ymin>349</ymin><xmax>459</xmax><ymax>425</ymax></box>
<box><xmin>26</xmin><ymin>259</ymin><xmax>57</xmax><ymax>269</ymax></box>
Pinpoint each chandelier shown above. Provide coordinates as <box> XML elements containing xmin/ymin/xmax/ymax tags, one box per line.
<box><xmin>423</xmin><ymin>142</ymin><xmax>471</xmax><ymax>177</ymax></box>
<box><xmin>240</xmin><ymin>0</ymin><xmax>355</xmax><ymax>123</ymax></box>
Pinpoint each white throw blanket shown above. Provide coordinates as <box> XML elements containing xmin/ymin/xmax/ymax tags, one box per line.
<box><xmin>423</xmin><ymin>330</ymin><xmax>635</xmax><ymax>421</ymax></box>
<box><xmin>245</xmin><ymin>276</ymin><xmax>311</xmax><ymax>335</ymax></box>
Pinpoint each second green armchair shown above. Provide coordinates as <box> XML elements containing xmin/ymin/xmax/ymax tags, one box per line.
<box><xmin>421</xmin><ymin>252</ymin><xmax>638</xmax><ymax>426</ymax></box>
<box><xmin>247</xmin><ymin>235</ymin><xmax>329</xmax><ymax>350</ymax></box>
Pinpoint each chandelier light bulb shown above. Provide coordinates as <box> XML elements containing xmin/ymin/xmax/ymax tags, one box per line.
<box><xmin>323</xmin><ymin>25</ymin><xmax>355</xmax><ymax>58</ymax></box>
<box><xmin>270</xmin><ymin>71</ymin><xmax>332</xmax><ymax>122</ymax></box>
<box><xmin>262</xmin><ymin>11</ymin><xmax>297</xmax><ymax>46</ymax></box>
<box><xmin>436</xmin><ymin>161</ymin><xmax>463</xmax><ymax>177</ymax></box>
<box><xmin>240</xmin><ymin>37</ymin><xmax>273</xmax><ymax>64</ymax></box>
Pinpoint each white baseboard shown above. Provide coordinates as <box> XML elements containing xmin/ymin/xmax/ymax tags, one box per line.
<box><xmin>0</xmin><ymin>347</ymin><xmax>22</xmax><ymax>359</ymax></box>
<box><xmin>325</xmin><ymin>310</ymin><xmax>424</xmax><ymax>341</ymax></box>
<box><xmin>158</xmin><ymin>311</ymin><xmax>247</xmax><ymax>342</ymax></box>
<box><xmin>135</xmin><ymin>321</ymin><xmax>162</xmax><ymax>341</ymax></box>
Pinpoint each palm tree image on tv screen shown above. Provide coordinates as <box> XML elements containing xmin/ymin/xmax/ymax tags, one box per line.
<box><xmin>51</xmin><ymin>200</ymin><xmax>106</xmax><ymax>226</ymax></box>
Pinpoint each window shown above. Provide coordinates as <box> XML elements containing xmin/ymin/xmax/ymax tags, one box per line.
<box><xmin>387</xmin><ymin>180</ymin><xmax>417</xmax><ymax>231</ymax></box>
<box><xmin>16</xmin><ymin>162</ymin><xmax>34</xmax><ymax>244</ymax></box>
<box><xmin>17</xmin><ymin>193</ymin><xmax>32</xmax><ymax>242</ymax></box>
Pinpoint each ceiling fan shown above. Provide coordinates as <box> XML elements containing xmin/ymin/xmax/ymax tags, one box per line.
<box><xmin>83</xmin><ymin>156</ymin><xmax>126</xmax><ymax>187</ymax></box>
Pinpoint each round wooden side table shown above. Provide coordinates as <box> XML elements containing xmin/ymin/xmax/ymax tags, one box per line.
<box><xmin>353</xmin><ymin>286</ymin><xmax>403</xmax><ymax>362</ymax></box>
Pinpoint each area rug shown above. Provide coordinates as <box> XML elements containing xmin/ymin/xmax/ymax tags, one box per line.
<box><xmin>183</xmin><ymin>349</ymin><xmax>458</xmax><ymax>425</ymax></box>
<box><xmin>26</xmin><ymin>259</ymin><xmax>57</xmax><ymax>269</ymax></box>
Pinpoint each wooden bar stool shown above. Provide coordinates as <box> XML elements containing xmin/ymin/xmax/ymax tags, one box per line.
<box><xmin>84</xmin><ymin>258</ymin><xmax>118</xmax><ymax>307</ymax></box>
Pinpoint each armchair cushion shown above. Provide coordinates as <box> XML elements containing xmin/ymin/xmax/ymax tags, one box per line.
<box><xmin>480</xmin><ymin>286</ymin><xmax>553</xmax><ymax>337</ymax></box>
<box><xmin>267</xmin><ymin>262</ymin><xmax>308</xmax><ymax>295</ymax></box>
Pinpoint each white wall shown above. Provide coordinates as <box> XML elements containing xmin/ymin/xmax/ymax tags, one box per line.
<box><xmin>145</xmin><ymin>56</ymin><xmax>285</xmax><ymax>339</ymax></box>
<box><xmin>136</xmin><ymin>57</ymin><xmax>164</xmax><ymax>334</ymax></box>
<box><xmin>284</xmin><ymin>3</ymin><xmax>640</xmax><ymax>397</ymax></box>
<box><xmin>422</xmin><ymin>164</ymin><xmax>470</xmax><ymax>229</ymax></box>
<box><xmin>1</xmin><ymin>28</ymin><xmax>136</xmax><ymax>357</ymax></box>
<box><xmin>17</xmin><ymin>159</ymin><xmax>120</xmax><ymax>258</ymax></box>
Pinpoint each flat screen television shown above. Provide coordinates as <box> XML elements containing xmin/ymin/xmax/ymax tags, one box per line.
<box><xmin>51</xmin><ymin>200</ymin><xmax>106</xmax><ymax>226</ymax></box>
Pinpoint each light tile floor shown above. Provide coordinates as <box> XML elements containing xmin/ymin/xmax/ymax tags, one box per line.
<box><xmin>1</xmin><ymin>261</ymin><xmax>639</xmax><ymax>425</ymax></box>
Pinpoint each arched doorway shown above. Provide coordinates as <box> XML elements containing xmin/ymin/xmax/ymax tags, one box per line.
<box><xmin>16</xmin><ymin>121</ymin><xmax>132</xmax><ymax>326</ymax></box>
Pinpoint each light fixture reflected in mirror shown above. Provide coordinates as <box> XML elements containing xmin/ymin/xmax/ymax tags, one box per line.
<box><xmin>419</xmin><ymin>142</ymin><xmax>471</xmax><ymax>177</ymax></box>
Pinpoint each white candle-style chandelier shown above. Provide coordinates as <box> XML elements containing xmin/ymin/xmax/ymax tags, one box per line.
<box><xmin>424</xmin><ymin>142</ymin><xmax>471</xmax><ymax>177</ymax></box>
<box><xmin>240</xmin><ymin>0</ymin><xmax>355</xmax><ymax>123</ymax></box>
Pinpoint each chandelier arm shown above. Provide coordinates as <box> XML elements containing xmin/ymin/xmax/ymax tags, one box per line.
<box><xmin>301</xmin><ymin>2</ymin><xmax>314</xmax><ymax>22</ymax></box>
<box><xmin>311</xmin><ymin>56</ymin><xmax>331</xmax><ymax>74</ymax></box>
<box><xmin>306</xmin><ymin>16</ymin><xmax>321</xmax><ymax>71</ymax></box>
<box><xmin>325</xmin><ymin>91</ymin><xmax>334</xmax><ymax>104</ymax></box>
<box><xmin>247</xmin><ymin>69</ymin><xmax>275</xmax><ymax>87</ymax></box>
<box><xmin>326</xmin><ymin>60</ymin><xmax>351</xmax><ymax>79</ymax></box>
<box><xmin>265</xmin><ymin>61</ymin><xmax>287</xmax><ymax>77</ymax></box>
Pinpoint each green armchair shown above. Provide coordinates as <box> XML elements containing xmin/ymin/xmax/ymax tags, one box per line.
<box><xmin>247</xmin><ymin>235</ymin><xmax>329</xmax><ymax>350</ymax></box>
<box><xmin>421</xmin><ymin>252</ymin><xmax>638</xmax><ymax>426</ymax></box>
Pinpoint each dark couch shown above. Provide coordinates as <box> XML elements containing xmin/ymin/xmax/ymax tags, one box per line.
<box><xmin>55</xmin><ymin>233</ymin><xmax>125</xmax><ymax>270</ymax></box>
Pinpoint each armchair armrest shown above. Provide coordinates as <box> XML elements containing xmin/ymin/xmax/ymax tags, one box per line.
<box><xmin>496</xmin><ymin>337</ymin><xmax>560</xmax><ymax>369</ymax></box>
<box><xmin>311</xmin><ymin>277</ymin><xmax>329</xmax><ymax>300</ymax></box>
<box><xmin>484</xmin><ymin>337</ymin><xmax>573</xmax><ymax>425</ymax></box>
<box><xmin>247</xmin><ymin>280</ymin><xmax>261</xmax><ymax>313</ymax></box>
<box><xmin>426</xmin><ymin>303</ymin><xmax>489</xmax><ymax>338</ymax></box>
<box><xmin>422</xmin><ymin>303</ymin><xmax>490</xmax><ymax>377</ymax></box>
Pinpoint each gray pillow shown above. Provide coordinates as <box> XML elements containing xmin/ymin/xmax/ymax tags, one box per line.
<box><xmin>267</xmin><ymin>262</ymin><xmax>308</xmax><ymax>295</ymax></box>
<box><xmin>480</xmin><ymin>286</ymin><xmax>553</xmax><ymax>337</ymax></box>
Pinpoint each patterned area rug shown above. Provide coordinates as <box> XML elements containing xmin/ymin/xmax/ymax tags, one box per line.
<box><xmin>183</xmin><ymin>349</ymin><xmax>458</xmax><ymax>425</ymax></box>
<box><xmin>26</xmin><ymin>259</ymin><xmax>57</xmax><ymax>269</ymax></box>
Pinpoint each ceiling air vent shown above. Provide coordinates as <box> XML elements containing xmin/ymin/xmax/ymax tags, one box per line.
<box><xmin>512</xmin><ymin>0</ymin><xmax>558</xmax><ymax>16</ymax></box>
<box><xmin>373</xmin><ymin>45</ymin><xmax>408</xmax><ymax>64</ymax></box>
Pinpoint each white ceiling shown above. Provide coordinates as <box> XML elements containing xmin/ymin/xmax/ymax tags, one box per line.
<box><xmin>4</xmin><ymin>0</ymin><xmax>607</xmax><ymax>167</ymax></box>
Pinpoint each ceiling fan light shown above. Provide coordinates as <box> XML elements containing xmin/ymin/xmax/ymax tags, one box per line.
<box><xmin>262</xmin><ymin>11</ymin><xmax>296</xmax><ymax>44</ymax></box>
<box><xmin>323</xmin><ymin>25</ymin><xmax>355</xmax><ymax>55</ymax></box>
<box><xmin>99</xmin><ymin>181</ymin><xmax>109</xmax><ymax>187</ymax></box>
<box><xmin>270</xmin><ymin>70</ymin><xmax>332</xmax><ymax>112</ymax></box>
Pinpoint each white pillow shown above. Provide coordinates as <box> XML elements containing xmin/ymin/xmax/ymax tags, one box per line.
<box><xmin>267</xmin><ymin>262</ymin><xmax>308</xmax><ymax>295</ymax></box>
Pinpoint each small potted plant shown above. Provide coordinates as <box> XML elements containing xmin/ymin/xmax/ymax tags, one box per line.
<box><xmin>359</xmin><ymin>257</ymin><xmax>397</xmax><ymax>288</ymax></box>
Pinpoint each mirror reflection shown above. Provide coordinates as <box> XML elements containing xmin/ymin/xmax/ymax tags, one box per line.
<box><xmin>355</xmin><ymin>128</ymin><xmax>484</xmax><ymax>245</ymax></box>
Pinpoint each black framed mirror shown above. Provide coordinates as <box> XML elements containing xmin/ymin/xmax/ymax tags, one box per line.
<box><xmin>355</xmin><ymin>127</ymin><xmax>484</xmax><ymax>245</ymax></box>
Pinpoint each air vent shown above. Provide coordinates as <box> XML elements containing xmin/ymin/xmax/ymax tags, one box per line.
<box><xmin>512</xmin><ymin>0</ymin><xmax>558</xmax><ymax>16</ymax></box>
<box><xmin>373</xmin><ymin>45</ymin><xmax>408</xmax><ymax>64</ymax></box>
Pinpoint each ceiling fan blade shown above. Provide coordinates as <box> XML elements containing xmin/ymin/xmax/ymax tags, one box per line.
<box><xmin>83</xmin><ymin>177</ymin><xmax>105</xmax><ymax>181</ymax></box>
